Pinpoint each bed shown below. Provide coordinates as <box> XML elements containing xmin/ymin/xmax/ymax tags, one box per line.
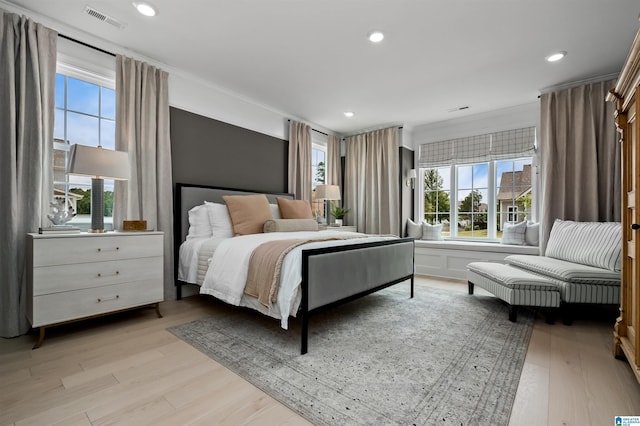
<box><xmin>174</xmin><ymin>183</ymin><xmax>415</xmax><ymax>354</ymax></box>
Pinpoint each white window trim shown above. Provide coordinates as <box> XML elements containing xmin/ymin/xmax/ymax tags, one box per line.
<box><xmin>418</xmin><ymin>156</ymin><xmax>537</xmax><ymax>242</ymax></box>
<box><xmin>55</xmin><ymin>42</ymin><xmax>116</xmax><ymax>230</ymax></box>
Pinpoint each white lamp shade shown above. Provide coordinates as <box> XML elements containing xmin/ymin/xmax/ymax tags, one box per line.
<box><xmin>407</xmin><ymin>169</ymin><xmax>417</xmax><ymax>179</ymax></box>
<box><xmin>67</xmin><ymin>144</ymin><xmax>130</xmax><ymax>180</ymax></box>
<box><xmin>315</xmin><ymin>184</ymin><xmax>341</xmax><ymax>201</ymax></box>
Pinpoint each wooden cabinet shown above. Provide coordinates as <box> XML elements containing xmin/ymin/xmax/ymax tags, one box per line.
<box><xmin>26</xmin><ymin>231</ymin><xmax>164</xmax><ymax>348</ymax></box>
<box><xmin>610</xmin><ymin>28</ymin><xmax>640</xmax><ymax>382</ymax></box>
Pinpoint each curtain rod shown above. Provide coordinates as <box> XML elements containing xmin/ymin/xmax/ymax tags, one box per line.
<box><xmin>59</xmin><ymin>33</ymin><xmax>116</xmax><ymax>57</ymax></box>
<box><xmin>287</xmin><ymin>119</ymin><xmax>329</xmax><ymax>136</ymax></box>
<box><xmin>343</xmin><ymin>125</ymin><xmax>403</xmax><ymax>139</ymax></box>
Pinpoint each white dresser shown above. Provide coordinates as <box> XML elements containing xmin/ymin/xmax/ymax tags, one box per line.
<box><xmin>26</xmin><ymin>231</ymin><xmax>164</xmax><ymax>348</ymax></box>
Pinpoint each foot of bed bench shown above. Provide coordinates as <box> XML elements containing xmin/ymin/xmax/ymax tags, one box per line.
<box><xmin>509</xmin><ymin>305</ymin><xmax>517</xmax><ymax>322</ymax></box>
<box><xmin>301</xmin><ymin>311</ymin><xmax>308</xmax><ymax>355</ymax></box>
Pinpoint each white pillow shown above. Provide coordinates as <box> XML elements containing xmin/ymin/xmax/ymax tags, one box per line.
<box><xmin>204</xmin><ymin>201</ymin><xmax>234</xmax><ymax>239</ymax></box>
<box><xmin>406</xmin><ymin>218</ymin><xmax>423</xmax><ymax>239</ymax></box>
<box><xmin>501</xmin><ymin>221</ymin><xmax>527</xmax><ymax>245</ymax></box>
<box><xmin>186</xmin><ymin>204</ymin><xmax>212</xmax><ymax>240</ymax></box>
<box><xmin>525</xmin><ymin>221</ymin><xmax>539</xmax><ymax>246</ymax></box>
<box><xmin>421</xmin><ymin>223</ymin><xmax>443</xmax><ymax>241</ymax></box>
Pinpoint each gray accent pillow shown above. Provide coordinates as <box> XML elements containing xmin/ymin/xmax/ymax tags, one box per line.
<box><xmin>421</xmin><ymin>223</ymin><xmax>443</xmax><ymax>241</ymax></box>
<box><xmin>501</xmin><ymin>221</ymin><xmax>527</xmax><ymax>245</ymax></box>
<box><xmin>406</xmin><ymin>219</ymin><xmax>423</xmax><ymax>239</ymax></box>
<box><xmin>525</xmin><ymin>221</ymin><xmax>539</xmax><ymax>246</ymax></box>
<box><xmin>264</xmin><ymin>219</ymin><xmax>319</xmax><ymax>233</ymax></box>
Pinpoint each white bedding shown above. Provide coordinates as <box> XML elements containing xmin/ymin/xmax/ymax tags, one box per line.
<box><xmin>178</xmin><ymin>237</ymin><xmax>226</xmax><ymax>284</ymax></box>
<box><xmin>198</xmin><ymin>230</ymin><xmax>395</xmax><ymax>329</ymax></box>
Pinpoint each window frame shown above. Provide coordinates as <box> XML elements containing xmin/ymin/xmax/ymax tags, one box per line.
<box><xmin>54</xmin><ymin>55</ymin><xmax>116</xmax><ymax>231</ymax></box>
<box><xmin>418</xmin><ymin>156</ymin><xmax>535</xmax><ymax>242</ymax></box>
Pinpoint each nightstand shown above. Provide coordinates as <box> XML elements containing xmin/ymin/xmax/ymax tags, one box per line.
<box><xmin>26</xmin><ymin>231</ymin><xmax>164</xmax><ymax>348</ymax></box>
<box><xmin>319</xmin><ymin>225</ymin><xmax>358</xmax><ymax>232</ymax></box>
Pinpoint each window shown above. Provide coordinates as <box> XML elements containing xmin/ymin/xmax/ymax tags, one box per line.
<box><xmin>423</xmin><ymin>167</ymin><xmax>451</xmax><ymax>236</ymax></box>
<box><xmin>418</xmin><ymin>127</ymin><xmax>536</xmax><ymax>241</ymax></box>
<box><xmin>53</xmin><ymin>72</ymin><xmax>116</xmax><ymax>230</ymax></box>
<box><xmin>311</xmin><ymin>132</ymin><xmax>328</xmax><ymax>220</ymax></box>
<box><xmin>312</xmin><ymin>146</ymin><xmax>326</xmax><ymax>188</ymax></box>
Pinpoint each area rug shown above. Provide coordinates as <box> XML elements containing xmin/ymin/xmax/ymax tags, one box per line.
<box><xmin>168</xmin><ymin>283</ymin><xmax>533</xmax><ymax>425</ymax></box>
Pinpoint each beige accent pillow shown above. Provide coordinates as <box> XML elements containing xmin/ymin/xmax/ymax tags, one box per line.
<box><xmin>223</xmin><ymin>194</ymin><xmax>273</xmax><ymax>236</ymax></box>
<box><xmin>276</xmin><ymin>197</ymin><xmax>313</xmax><ymax>219</ymax></box>
<box><xmin>264</xmin><ymin>219</ymin><xmax>319</xmax><ymax>233</ymax></box>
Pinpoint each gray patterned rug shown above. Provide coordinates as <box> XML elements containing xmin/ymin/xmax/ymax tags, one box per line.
<box><xmin>169</xmin><ymin>282</ymin><xmax>533</xmax><ymax>425</ymax></box>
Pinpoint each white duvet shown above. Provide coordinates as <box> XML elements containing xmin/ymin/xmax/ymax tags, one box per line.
<box><xmin>199</xmin><ymin>230</ymin><xmax>395</xmax><ymax>329</ymax></box>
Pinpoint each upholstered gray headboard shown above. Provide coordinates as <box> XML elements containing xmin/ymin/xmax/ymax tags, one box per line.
<box><xmin>174</xmin><ymin>183</ymin><xmax>294</xmax><ymax>246</ymax></box>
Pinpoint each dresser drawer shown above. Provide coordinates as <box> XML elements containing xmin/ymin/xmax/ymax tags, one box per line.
<box><xmin>32</xmin><ymin>256</ymin><xmax>163</xmax><ymax>296</ymax></box>
<box><xmin>30</xmin><ymin>280</ymin><xmax>164</xmax><ymax>327</ymax></box>
<box><xmin>32</xmin><ymin>234</ymin><xmax>163</xmax><ymax>267</ymax></box>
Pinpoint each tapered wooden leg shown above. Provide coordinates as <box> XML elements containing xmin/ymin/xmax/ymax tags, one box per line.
<box><xmin>154</xmin><ymin>302</ymin><xmax>163</xmax><ymax>318</ymax></box>
<box><xmin>33</xmin><ymin>327</ymin><xmax>45</xmax><ymax>350</ymax></box>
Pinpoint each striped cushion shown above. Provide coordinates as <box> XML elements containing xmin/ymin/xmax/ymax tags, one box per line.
<box><xmin>544</xmin><ymin>220</ymin><xmax>622</xmax><ymax>272</ymax></box>
<box><xmin>505</xmin><ymin>255</ymin><xmax>620</xmax><ymax>285</ymax></box>
<box><xmin>467</xmin><ymin>262</ymin><xmax>557</xmax><ymax>290</ymax></box>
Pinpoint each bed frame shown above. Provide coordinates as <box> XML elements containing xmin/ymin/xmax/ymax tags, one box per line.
<box><xmin>174</xmin><ymin>183</ymin><xmax>415</xmax><ymax>354</ymax></box>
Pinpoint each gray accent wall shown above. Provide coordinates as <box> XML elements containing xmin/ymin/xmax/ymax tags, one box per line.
<box><xmin>399</xmin><ymin>146</ymin><xmax>415</xmax><ymax>237</ymax></box>
<box><xmin>170</xmin><ymin>107</ymin><xmax>288</xmax><ymax>193</ymax></box>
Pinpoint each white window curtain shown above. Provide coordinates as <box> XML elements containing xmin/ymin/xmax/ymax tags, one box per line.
<box><xmin>288</xmin><ymin>120</ymin><xmax>312</xmax><ymax>202</ymax></box>
<box><xmin>540</xmin><ymin>78</ymin><xmax>620</xmax><ymax>249</ymax></box>
<box><xmin>344</xmin><ymin>127</ymin><xmax>399</xmax><ymax>235</ymax></box>
<box><xmin>418</xmin><ymin>127</ymin><xmax>536</xmax><ymax>167</ymax></box>
<box><xmin>113</xmin><ymin>55</ymin><xmax>174</xmax><ymax>299</ymax></box>
<box><xmin>0</xmin><ymin>11</ymin><xmax>57</xmax><ymax>337</ymax></box>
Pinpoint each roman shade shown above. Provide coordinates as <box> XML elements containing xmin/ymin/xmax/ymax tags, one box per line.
<box><xmin>418</xmin><ymin>127</ymin><xmax>536</xmax><ymax>167</ymax></box>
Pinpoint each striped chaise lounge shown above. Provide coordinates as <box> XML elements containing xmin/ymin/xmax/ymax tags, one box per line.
<box><xmin>467</xmin><ymin>220</ymin><xmax>622</xmax><ymax>322</ymax></box>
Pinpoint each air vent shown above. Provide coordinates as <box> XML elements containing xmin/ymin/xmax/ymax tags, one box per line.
<box><xmin>84</xmin><ymin>6</ymin><xmax>127</xmax><ymax>29</ymax></box>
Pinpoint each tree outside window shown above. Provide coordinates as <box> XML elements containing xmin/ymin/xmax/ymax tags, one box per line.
<box><xmin>423</xmin><ymin>167</ymin><xmax>451</xmax><ymax>235</ymax></box>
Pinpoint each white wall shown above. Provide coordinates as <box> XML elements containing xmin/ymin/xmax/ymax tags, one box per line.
<box><xmin>409</xmin><ymin>101</ymin><xmax>541</xmax><ymax>222</ymax></box>
<box><xmin>0</xmin><ymin>1</ymin><xmax>332</xmax><ymax>141</ymax></box>
<box><xmin>410</xmin><ymin>101</ymin><xmax>539</xmax><ymax>148</ymax></box>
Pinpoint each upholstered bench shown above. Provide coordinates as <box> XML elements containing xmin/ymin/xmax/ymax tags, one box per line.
<box><xmin>467</xmin><ymin>262</ymin><xmax>561</xmax><ymax>322</ymax></box>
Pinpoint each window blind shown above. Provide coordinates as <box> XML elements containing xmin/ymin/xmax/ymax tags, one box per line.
<box><xmin>418</xmin><ymin>127</ymin><xmax>536</xmax><ymax>167</ymax></box>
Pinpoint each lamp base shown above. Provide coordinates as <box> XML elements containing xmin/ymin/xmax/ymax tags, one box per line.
<box><xmin>91</xmin><ymin>177</ymin><xmax>105</xmax><ymax>233</ymax></box>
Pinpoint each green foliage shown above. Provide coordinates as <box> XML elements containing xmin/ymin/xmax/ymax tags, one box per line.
<box><xmin>315</xmin><ymin>161</ymin><xmax>325</xmax><ymax>184</ymax></box>
<box><xmin>69</xmin><ymin>188</ymin><xmax>114</xmax><ymax>216</ymax></box>
<box><xmin>459</xmin><ymin>190</ymin><xmax>487</xmax><ymax>228</ymax></box>
<box><xmin>330</xmin><ymin>205</ymin><xmax>350</xmax><ymax>219</ymax></box>
<box><xmin>517</xmin><ymin>192</ymin><xmax>532</xmax><ymax>210</ymax></box>
<box><xmin>423</xmin><ymin>169</ymin><xmax>450</xmax><ymax>223</ymax></box>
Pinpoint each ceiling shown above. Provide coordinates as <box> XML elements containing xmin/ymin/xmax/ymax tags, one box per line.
<box><xmin>4</xmin><ymin>0</ymin><xmax>640</xmax><ymax>134</ymax></box>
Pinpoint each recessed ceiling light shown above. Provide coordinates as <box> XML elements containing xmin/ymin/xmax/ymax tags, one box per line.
<box><xmin>546</xmin><ymin>51</ymin><xmax>566</xmax><ymax>62</ymax></box>
<box><xmin>368</xmin><ymin>31</ymin><xmax>384</xmax><ymax>43</ymax></box>
<box><xmin>344</xmin><ymin>111</ymin><xmax>355</xmax><ymax>118</ymax></box>
<box><xmin>133</xmin><ymin>2</ymin><xmax>157</xmax><ymax>17</ymax></box>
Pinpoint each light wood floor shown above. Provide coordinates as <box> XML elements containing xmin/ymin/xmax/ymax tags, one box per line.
<box><xmin>1</xmin><ymin>276</ymin><xmax>639</xmax><ymax>425</ymax></box>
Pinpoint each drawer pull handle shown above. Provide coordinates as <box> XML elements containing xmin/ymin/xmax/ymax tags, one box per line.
<box><xmin>97</xmin><ymin>247</ymin><xmax>121</xmax><ymax>253</ymax></box>
<box><xmin>97</xmin><ymin>271</ymin><xmax>120</xmax><ymax>278</ymax></box>
<box><xmin>97</xmin><ymin>295</ymin><xmax>120</xmax><ymax>303</ymax></box>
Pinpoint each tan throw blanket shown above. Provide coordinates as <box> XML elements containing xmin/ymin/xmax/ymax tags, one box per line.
<box><xmin>244</xmin><ymin>236</ymin><xmax>359</xmax><ymax>309</ymax></box>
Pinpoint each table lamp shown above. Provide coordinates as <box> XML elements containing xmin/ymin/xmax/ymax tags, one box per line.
<box><xmin>67</xmin><ymin>144</ymin><xmax>130</xmax><ymax>233</ymax></box>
